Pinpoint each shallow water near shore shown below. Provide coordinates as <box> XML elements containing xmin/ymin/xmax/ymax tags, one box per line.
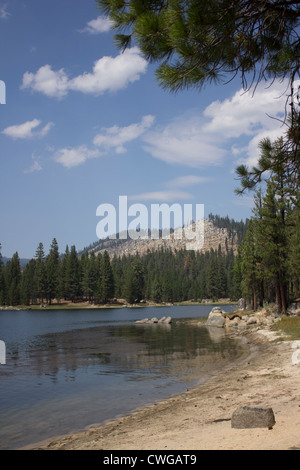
<box><xmin>0</xmin><ymin>304</ymin><xmax>247</xmax><ymax>450</ymax></box>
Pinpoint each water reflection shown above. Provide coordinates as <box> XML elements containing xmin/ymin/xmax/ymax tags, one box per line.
<box><xmin>0</xmin><ymin>307</ymin><xmax>247</xmax><ymax>449</ymax></box>
<box><xmin>4</xmin><ymin>322</ymin><xmax>245</xmax><ymax>384</ymax></box>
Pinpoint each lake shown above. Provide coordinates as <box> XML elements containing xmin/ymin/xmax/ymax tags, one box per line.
<box><xmin>0</xmin><ymin>304</ymin><xmax>247</xmax><ymax>449</ymax></box>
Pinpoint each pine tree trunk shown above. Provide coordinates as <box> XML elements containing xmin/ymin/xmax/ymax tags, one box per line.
<box><xmin>276</xmin><ymin>282</ymin><xmax>281</xmax><ymax>312</ymax></box>
<box><xmin>280</xmin><ymin>281</ymin><xmax>287</xmax><ymax>314</ymax></box>
<box><xmin>253</xmin><ymin>286</ymin><xmax>257</xmax><ymax>311</ymax></box>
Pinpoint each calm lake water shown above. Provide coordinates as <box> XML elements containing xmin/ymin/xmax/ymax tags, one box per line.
<box><xmin>0</xmin><ymin>304</ymin><xmax>247</xmax><ymax>449</ymax></box>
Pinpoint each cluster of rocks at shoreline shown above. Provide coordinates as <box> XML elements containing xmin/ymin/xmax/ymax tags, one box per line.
<box><xmin>0</xmin><ymin>306</ymin><xmax>22</xmax><ymax>311</ymax></box>
<box><xmin>135</xmin><ymin>316</ymin><xmax>172</xmax><ymax>325</ymax></box>
<box><xmin>206</xmin><ymin>306</ymin><xmax>281</xmax><ymax>329</ymax></box>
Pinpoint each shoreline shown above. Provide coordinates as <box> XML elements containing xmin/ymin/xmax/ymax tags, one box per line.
<box><xmin>24</xmin><ymin>323</ymin><xmax>300</xmax><ymax>451</ymax></box>
<box><xmin>0</xmin><ymin>300</ymin><xmax>237</xmax><ymax>311</ymax></box>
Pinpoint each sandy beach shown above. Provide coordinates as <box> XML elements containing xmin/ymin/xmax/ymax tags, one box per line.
<box><xmin>26</xmin><ymin>323</ymin><xmax>300</xmax><ymax>451</ymax></box>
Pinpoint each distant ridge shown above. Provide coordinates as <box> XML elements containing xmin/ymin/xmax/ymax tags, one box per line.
<box><xmin>2</xmin><ymin>257</ymin><xmax>30</xmax><ymax>269</ymax></box>
<box><xmin>85</xmin><ymin>216</ymin><xmax>247</xmax><ymax>258</ymax></box>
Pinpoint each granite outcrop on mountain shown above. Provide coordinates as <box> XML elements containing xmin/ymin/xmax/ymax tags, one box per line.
<box><xmin>89</xmin><ymin>219</ymin><xmax>240</xmax><ymax>258</ymax></box>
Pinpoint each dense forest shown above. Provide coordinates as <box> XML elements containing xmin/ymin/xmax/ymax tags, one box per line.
<box><xmin>235</xmin><ymin>131</ymin><xmax>300</xmax><ymax>314</ymax></box>
<box><xmin>0</xmin><ymin>226</ymin><xmax>243</xmax><ymax>307</ymax></box>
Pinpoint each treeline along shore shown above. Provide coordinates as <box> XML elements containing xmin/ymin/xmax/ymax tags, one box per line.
<box><xmin>0</xmin><ymin>238</ymin><xmax>240</xmax><ymax>308</ymax></box>
<box><xmin>2</xmin><ymin>187</ymin><xmax>300</xmax><ymax>315</ymax></box>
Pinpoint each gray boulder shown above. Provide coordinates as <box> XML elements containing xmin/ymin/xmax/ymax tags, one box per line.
<box><xmin>158</xmin><ymin>316</ymin><xmax>172</xmax><ymax>324</ymax></box>
<box><xmin>287</xmin><ymin>302</ymin><xmax>300</xmax><ymax>315</ymax></box>
<box><xmin>206</xmin><ymin>307</ymin><xmax>226</xmax><ymax>328</ymax></box>
<box><xmin>237</xmin><ymin>298</ymin><xmax>246</xmax><ymax>310</ymax></box>
<box><xmin>149</xmin><ymin>317</ymin><xmax>159</xmax><ymax>323</ymax></box>
<box><xmin>231</xmin><ymin>406</ymin><xmax>275</xmax><ymax>429</ymax></box>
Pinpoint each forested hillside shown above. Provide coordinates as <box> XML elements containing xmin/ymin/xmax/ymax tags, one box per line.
<box><xmin>0</xmin><ymin>216</ymin><xmax>247</xmax><ymax>307</ymax></box>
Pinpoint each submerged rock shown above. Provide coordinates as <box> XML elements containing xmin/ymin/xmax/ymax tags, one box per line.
<box><xmin>136</xmin><ymin>316</ymin><xmax>172</xmax><ymax>325</ymax></box>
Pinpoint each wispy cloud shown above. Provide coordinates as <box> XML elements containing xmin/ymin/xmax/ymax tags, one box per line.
<box><xmin>142</xmin><ymin>79</ymin><xmax>292</xmax><ymax>169</ymax></box>
<box><xmin>0</xmin><ymin>4</ymin><xmax>10</xmax><ymax>19</ymax></box>
<box><xmin>128</xmin><ymin>174</ymin><xmax>211</xmax><ymax>202</ymax></box>
<box><xmin>53</xmin><ymin>79</ymin><xmax>291</xmax><ymax>171</ymax></box>
<box><xmin>128</xmin><ymin>190</ymin><xmax>193</xmax><ymax>202</ymax></box>
<box><xmin>79</xmin><ymin>15</ymin><xmax>114</xmax><ymax>34</ymax></box>
<box><xmin>2</xmin><ymin>119</ymin><xmax>54</xmax><ymax>139</ymax></box>
<box><xmin>54</xmin><ymin>115</ymin><xmax>155</xmax><ymax>168</ymax></box>
<box><xmin>24</xmin><ymin>155</ymin><xmax>42</xmax><ymax>174</ymax></box>
<box><xmin>166</xmin><ymin>175</ymin><xmax>213</xmax><ymax>188</ymax></box>
<box><xmin>21</xmin><ymin>48</ymin><xmax>147</xmax><ymax>99</ymax></box>
<box><xmin>93</xmin><ymin>115</ymin><xmax>155</xmax><ymax>154</ymax></box>
<box><xmin>142</xmin><ymin>115</ymin><xmax>227</xmax><ymax>169</ymax></box>
<box><xmin>54</xmin><ymin>145</ymin><xmax>102</xmax><ymax>169</ymax></box>
<box><xmin>202</xmin><ymin>80</ymin><xmax>293</xmax><ymax>168</ymax></box>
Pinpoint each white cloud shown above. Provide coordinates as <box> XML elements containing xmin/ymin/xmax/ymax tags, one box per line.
<box><xmin>167</xmin><ymin>175</ymin><xmax>213</xmax><ymax>187</ymax></box>
<box><xmin>143</xmin><ymin>79</ymin><xmax>293</xmax><ymax>169</ymax></box>
<box><xmin>80</xmin><ymin>15</ymin><xmax>114</xmax><ymax>34</ymax></box>
<box><xmin>202</xmin><ymin>80</ymin><xmax>294</xmax><ymax>167</ymax></box>
<box><xmin>53</xmin><ymin>78</ymin><xmax>292</xmax><ymax>171</ymax></box>
<box><xmin>21</xmin><ymin>48</ymin><xmax>147</xmax><ymax>98</ymax></box>
<box><xmin>22</xmin><ymin>65</ymin><xmax>69</xmax><ymax>99</ymax></box>
<box><xmin>239</xmin><ymin>127</ymin><xmax>286</xmax><ymax>168</ymax></box>
<box><xmin>203</xmin><ymin>81</ymin><xmax>287</xmax><ymax>138</ymax></box>
<box><xmin>128</xmin><ymin>175</ymin><xmax>210</xmax><ymax>202</ymax></box>
<box><xmin>2</xmin><ymin>119</ymin><xmax>54</xmax><ymax>139</ymax></box>
<box><xmin>128</xmin><ymin>190</ymin><xmax>193</xmax><ymax>202</ymax></box>
<box><xmin>0</xmin><ymin>4</ymin><xmax>10</xmax><ymax>19</ymax></box>
<box><xmin>54</xmin><ymin>145</ymin><xmax>102</xmax><ymax>169</ymax></box>
<box><xmin>54</xmin><ymin>115</ymin><xmax>155</xmax><ymax>168</ymax></box>
<box><xmin>24</xmin><ymin>155</ymin><xmax>42</xmax><ymax>174</ymax></box>
<box><xmin>142</xmin><ymin>116</ymin><xmax>227</xmax><ymax>168</ymax></box>
<box><xmin>93</xmin><ymin>115</ymin><xmax>155</xmax><ymax>153</ymax></box>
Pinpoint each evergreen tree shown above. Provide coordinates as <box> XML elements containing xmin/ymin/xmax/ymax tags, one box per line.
<box><xmin>5</xmin><ymin>252</ymin><xmax>22</xmax><ymax>306</ymax></box>
<box><xmin>66</xmin><ymin>245</ymin><xmax>81</xmax><ymax>301</ymax></box>
<box><xmin>151</xmin><ymin>275</ymin><xmax>162</xmax><ymax>303</ymax></box>
<box><xmin>21</xmin><ymin>259</ymin><xmax>37</xmax><ymax>305</ymax></box>
<box><xmin>206</xmin><ymin>256</ymin><xmax>218</xmax><ymax>300</ymax></box>
<box><xmin>239</xmin><ymin>219</ymin><xmax>261</xmax><ymax>310</ymax></box>
<box><xmin>98</xmin><ymin>0</ymin><xmax>299</xmax><ymax>97</ymax></box>
<box><xmin>102</xmin><ymin>251</ymin><xmax>114</xmax><ymax>303</ymax></box>
<box><xmin>0</xmin><ymin>244</ymin><xmax>5</xmax><ymax>305</ymax></box>
<box><xmin>217</xmin><ymin>257</ymin><xmax>227</xmax><ymax>299</ymax></box>
<box><xmin>35</xmin><ymin>242</ymin><xmax>45</xmax><ymax>263</ymax></box>
<box><xmin>59</xmin><ymin>245</ymin><xmax>69</xmax><ymax>301</ymax></box>
<box><xmin>129</xmin><ymin>257</ymin><xmax>145</xmax><ymax>302</ymax></box>
<box><xmin>35</xmin><ymin>242</ymin><xmax>47</xmax><ymax>303</ymax></box>
<box><xmin>95</xmin><ymin>253</ymin><xmax>103</xmax><ymax>304</ymax></box>
<box><xmin>256</xmin><ymin>179</ymin><xmax>289</xmax><ymax>313</ymax></box>
<box><xmin>125</xmin><ymin>266</ymin><xmax>139</xmax><ymax>304</ymax></box>
<box><xmin>45</xmin><ymin>238</ymin><xmax>60</xmax><ymax>304</ymax></box>
<box><xmin>81</xmin><ymin>251</ymin><xmax>98</xmax><ymax>302</ymax></box>
<box><xmin>288</xmin><ymin>197</ymin><xmax>300</xmax><ymax>297</ymax></box>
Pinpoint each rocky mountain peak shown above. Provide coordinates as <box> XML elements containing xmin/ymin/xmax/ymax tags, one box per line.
<box><xmin>90</xmin><ymin>219</ymin><xmax>239</xmax><ymax>258</ymax></box>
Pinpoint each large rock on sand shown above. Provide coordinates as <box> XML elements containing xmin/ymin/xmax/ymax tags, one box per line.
<box><xmin>231</xmin><ymin>406</ymin><xmax>276</xmax><ymax>429</ymax></box>
<box><xmin>206</xmin><ymin>307</ymin><xmax>226</xmax><ymax>328</ymax></box>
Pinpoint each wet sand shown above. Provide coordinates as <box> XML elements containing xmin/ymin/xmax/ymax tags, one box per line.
<box><xmin>25</xmin><ymin>325</ymin><xmax>300</xmax><ymax>451</ymax></box>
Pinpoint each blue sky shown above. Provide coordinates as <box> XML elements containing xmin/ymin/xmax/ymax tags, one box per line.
<box><xmin>0</xmin><ymin>0</ymin><xmax>292</xmax><ymax>258</ymax></box>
